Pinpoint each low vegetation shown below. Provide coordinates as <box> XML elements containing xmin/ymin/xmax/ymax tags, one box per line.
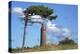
<box><xmin>9</xmin><ymin>38</ymin><xmax>78</xmax><ymax>53</ymax></box>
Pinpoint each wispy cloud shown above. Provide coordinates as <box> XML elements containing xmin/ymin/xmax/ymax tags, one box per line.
<box><xmin>46</xmin><ymin>20</ymin><xmax>71</xmax><ymax>40</ymax></box>
<box><xmin>11</xmin><ymin>7</ymin><xmax>25</xmax><ymax>17</ymax></box>
<box><xmin>12</xmin><ymin>7</ymin><xmax>23</xmax><ymax>14</ymax></box>
<box><xmin>30</xmin><ymin>15</ymin><xmax>43</xmax><ymax>23</ymax></box>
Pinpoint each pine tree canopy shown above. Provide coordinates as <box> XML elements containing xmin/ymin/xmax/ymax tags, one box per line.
<box><xmin>23</xmin><ymin>5</ymin><xmax>57</xmax><ymax>20</ymax></box>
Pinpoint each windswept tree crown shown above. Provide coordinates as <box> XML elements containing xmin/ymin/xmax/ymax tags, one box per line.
<box><xmin>23</xmin><ymin>5</ymin><xmax>57</xmax><ymax>20</ymax></box>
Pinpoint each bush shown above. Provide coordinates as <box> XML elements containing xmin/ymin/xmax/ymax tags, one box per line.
<box><xmin>59</xmin><ymin>38</ymin><xmax>76</xmax><ymax>45</ymax></box>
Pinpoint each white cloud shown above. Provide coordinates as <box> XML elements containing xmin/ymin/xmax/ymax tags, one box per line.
<box><xmin>30</xmin><ymin>15</ymin><xmax>42</xmax><ymax>19</ymax></box>
<box><xmin>12</xmin><ymin>7</ymin><xmax>23</xmax><ymax>14</ymax></box>
<box><xmin>62</xmin><ymin>28</ymin><xmax>70</xmax><ymax>33</ymax></box>
<box><xmin>46</xmin><ymin>20</ymin><xmax>61</xmax><ymax>35</ymax></box>
<box><xmin>29</xmin><ymin>15</ymin><xmax>47</xmax><ymax>23</ymax></box>
<box><xmin>11</xmin><ymin>7</ymin><xmax>25</xmax><ymax>17</ymax></box>
<box><xmin>46</xmin><ymin>20</ymin><xmax>71</xmax><ymax>39</ymax></box>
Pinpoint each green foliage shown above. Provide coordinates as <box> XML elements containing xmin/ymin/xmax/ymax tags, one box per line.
<box><xmin>47</xmin><ymin>15</ymin><xmax>57</xmax><ymax>20</ymax></box>
<box><xmin>23</xmin><ymin>5</ymin><xmax>57</xmax><ymax>20</ymax></box>
<box><xmin>59</xmin><ymin>38</ymin><xmax>76</xmax><ymax>45</ymax></box>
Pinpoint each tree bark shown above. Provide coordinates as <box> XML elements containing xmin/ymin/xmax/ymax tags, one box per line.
<box><xmin>22</xmin><ymin>20</ymin><xmax>27</xmax><ymax>50</ymax></box>
<box><xmin>40</xmin><ymin>24</ymin><xmax>46</xmax><ymax>48</ymax></box>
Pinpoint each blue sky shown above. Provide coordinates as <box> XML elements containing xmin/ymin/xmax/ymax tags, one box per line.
<box><xmin>10</xmin><ymin>1</ymin><xmax>78</xmax><ymax>48</ymax></box>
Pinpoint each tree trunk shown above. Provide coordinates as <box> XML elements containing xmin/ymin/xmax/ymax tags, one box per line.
<box><xmin>22</xmin><ymin>20</ymin><xmax>27</xmax><ymax>50</ymax></box>
<box><xmin>40</xmin><ymin>24</ymin><xmax>46</xmax><ymax>48</ymax></box>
